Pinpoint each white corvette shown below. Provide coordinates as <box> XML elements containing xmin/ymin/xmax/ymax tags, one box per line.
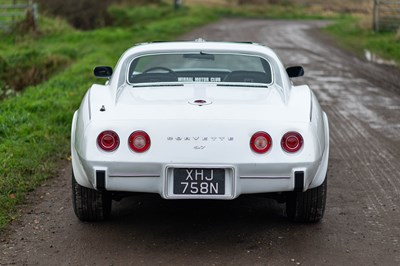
<box><xmin>71</xmin><ymin>40</ymin><xmax>329</xmax><ymax>223</ymax></box>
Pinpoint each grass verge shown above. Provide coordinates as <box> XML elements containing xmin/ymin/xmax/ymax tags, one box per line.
<box><xmin>0</xmin><ymin>5</ymin><xmax>219</xmax><ymax>230</ymax></box>
<box><xmin>213</xmin><ymin>4</ymin><xmax>335</xmax><ymax>20</ymax></box>
<box><xmin>325</xmin><ymin>15</ymin><xmax>400</xmax><ymax>65</ymax></box>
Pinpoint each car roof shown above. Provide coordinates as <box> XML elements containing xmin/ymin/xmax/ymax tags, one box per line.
<box><xmin>121</xmin><ymin>39</ymin><xmax>279</xmax><ymax>60</ymax></box>
<box><xmin>109</xmin><ymin>39</ymin><xmax>291</xmax><ymax>103</ymax></box>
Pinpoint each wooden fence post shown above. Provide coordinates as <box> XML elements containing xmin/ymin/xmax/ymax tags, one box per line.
<box><xmin>0</xmin><ymin>0</ymin><xmax>38</xmax><ymax>31</ymax></box>
<box><xmin>28</xmin><ymin>0</ymin><xmax>38</xmax><ymax>31</ymax></box>
<box><xmin>373</xmin><ymin>0</ymin><xmax>400</xmax><ymax>32</ymax></box>
<box><xmin>174</xmin><ymin>0</ymin><xmax>182</xmax><ymax>10</ymax></box>
<box><xmin>373</xmin><ymin>0</ymin><xmax>379</xmax><ymax>32</ymax></box>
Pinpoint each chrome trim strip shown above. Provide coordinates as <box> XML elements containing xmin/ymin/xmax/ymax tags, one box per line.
<box><xmin>109</xmin><ymin>174</ymin><xmax>160</xmax><ymax>178</ymax></box>
<box><xmin>88</xmin><ymin>88</ymin><xmax>92</xmax><ymax>120</ymax></box>
<box><xmin>240</xmin><ymin>176</ymin><xmax>290</xmax><ymax>180</ymax></box>
<box><xmin>310</xmin><ymin>90</ymin><xmax>313</xmax><ymax>122</ymax></box>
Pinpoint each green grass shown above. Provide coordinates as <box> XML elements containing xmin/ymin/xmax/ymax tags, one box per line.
<box><xmin>214</xmin><ymin>4</ymin><xmax>333</xmax><ymax>20</ymax></box>
<box><xmin>325</xmin><ymin>15</ymin><xmax>400</xmax><ymax>65</ymax></box>
<box><xmin>0</xmin><ymin>5</ymin><xmax>219</xmax><ymax>230</ymax></box>
<box><xmin>108</xmin><ymin>4</ymin><xmax>176</xmax><ymax>27</ymax></box>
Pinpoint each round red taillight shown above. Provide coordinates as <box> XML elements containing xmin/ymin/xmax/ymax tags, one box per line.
<box><xmin>281</xmin><ymin>131</ymin><xmax>303</xmax><ymax>153</ymax></box>
<box><xmin>129</xmin><ymin>131</ymin><xmax>151</xmax><ymax>153</ymax></box>
<box><xmin>97</xmin><ymin>131</ymin><xmax>119</xmax><ymax>151</ymax></box>
<box><xmin>250</xmin><ymin>132</ymin><xmax>272</xmax><ymax>154</ymax></box>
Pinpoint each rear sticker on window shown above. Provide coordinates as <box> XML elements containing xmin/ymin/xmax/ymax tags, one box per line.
<box><xmin>178</xmin><ymin>77</ymin><xmax>222</xmax><ymax>82</ymax></box>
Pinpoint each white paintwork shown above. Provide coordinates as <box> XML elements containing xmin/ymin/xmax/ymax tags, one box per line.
<box><xmin>71</xmin><ymin>41</ymin><xmax>329</xmax><ymax>199</ymax></box>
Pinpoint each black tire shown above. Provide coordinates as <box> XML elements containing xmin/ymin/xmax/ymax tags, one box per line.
<box><xmin>286</xmin><ymin>175</ymin><xmax>327</xmax><ymax>223</ymax></box>
<box><xmin>72</xmin><ymin>170</ymin><xmax>112</xmax><ymax>221</ymax></box>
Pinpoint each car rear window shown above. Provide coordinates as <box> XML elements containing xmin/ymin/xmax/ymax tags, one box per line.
<box><xmin>127</xmin><ymin>53</ymin><xmax>273</xmax><ymax>85</ymax></box>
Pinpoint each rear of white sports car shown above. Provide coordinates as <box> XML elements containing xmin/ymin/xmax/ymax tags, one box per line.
<box><xmin>71</xmin><ymin>41</ymin><xmax>329</xmax><ymax>223</ymax></box>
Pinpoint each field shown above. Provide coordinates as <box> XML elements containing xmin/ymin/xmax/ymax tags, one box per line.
<box><xmin>0</xmin><ymin>0</ymin><xmax>399</xmax><ymax>230</ymax></box>
<box><xmin>0</xmin><ymin>4</ymin><xmax>220</xmax><ymax>229</ymax></box>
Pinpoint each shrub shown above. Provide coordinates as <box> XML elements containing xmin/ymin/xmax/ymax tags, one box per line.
<box><xmin>0</xmin><ymin>51</ymin><xmax>71</xmax><ymax>98</ymax></box>
<box><xmin>36</xmin><ymin>0</ymin><xmax>164</xmax><ymax>29</ymax></box>
<box><xmin>108</xmin><ymin>5</ymin><xmax>174</xmax><ymax>27</ymax></box>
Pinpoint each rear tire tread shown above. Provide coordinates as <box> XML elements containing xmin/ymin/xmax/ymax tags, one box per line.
<box><xmin>72</xmin><ymin>171</ymin><xmax>112</xmax><ymax>222</ymax></box>
<box><xmin>286</xmin><ymin>175</ymin><xmax>327</xmax><ymax>223</ymax></box>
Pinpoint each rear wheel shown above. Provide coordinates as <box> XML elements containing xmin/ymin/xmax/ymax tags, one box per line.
<box><xmin>285</xmin><ymin>175</ymin><xmax>327</xmax><ymax>223</ymax></box>
<box><xmin>72</xmin><ymin>170</ymin><xmax>112</xmax><ymax>221</ymax></box>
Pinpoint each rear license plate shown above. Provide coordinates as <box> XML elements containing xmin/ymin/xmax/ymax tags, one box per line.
<box><xmin>173</xmin><ymin>168</ymin><xmax>225</xmax><ymax>195</ymax></box>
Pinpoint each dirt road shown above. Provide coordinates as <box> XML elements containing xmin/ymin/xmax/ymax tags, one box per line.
<box><xmin>1</xmin><ymin>19</ymin><xmax>400</xmax><ymax>265</ymax></box>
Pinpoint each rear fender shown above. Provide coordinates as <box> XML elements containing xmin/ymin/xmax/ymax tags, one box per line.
<box><xmin>309</xmin><ymin>112</ymin><xmax>329</xmax><ymax>188</ymax></box>
<box><xmin>71</xmin><ymin>111</ymin><xmax>94</xmax><ymax>189</ymax></box>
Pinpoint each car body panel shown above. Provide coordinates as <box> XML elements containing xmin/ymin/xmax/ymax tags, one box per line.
<box><xmin>71</xmin><ymin>41</ymin><xmax>329</xmax><ymax>200</ymax></box>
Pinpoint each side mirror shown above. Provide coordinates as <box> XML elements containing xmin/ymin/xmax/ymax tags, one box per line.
<box><xmin>94</xmin><ymin>66</ymin><xmax>113</xmax><ymax>78</ymax></box>
<box><xmin>286</xmin><ymin>66</ymin><xmax>304</xmax><ymax>78</ymax></box>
